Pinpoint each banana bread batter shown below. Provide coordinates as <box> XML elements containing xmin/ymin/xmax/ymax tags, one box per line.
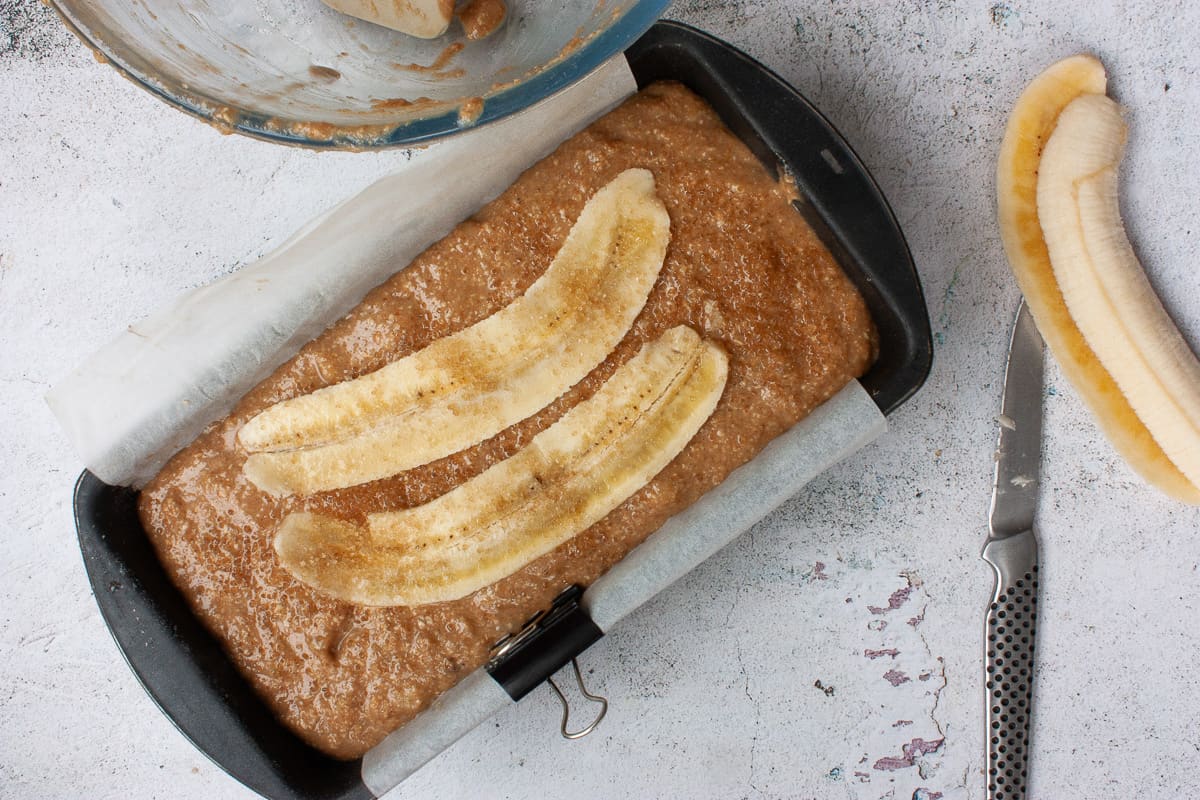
<box><xmin>138</xmin><ymin>81</ymin><xmax>877</xmax><ymax>758</ymax></box>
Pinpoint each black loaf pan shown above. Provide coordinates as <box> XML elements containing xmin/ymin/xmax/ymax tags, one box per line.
<box><xmin>73</xmin><ymin>20</ymin><xmax>932</xmax><ymax>800</ymax></box>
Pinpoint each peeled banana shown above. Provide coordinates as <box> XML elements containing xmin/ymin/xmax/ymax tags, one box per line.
<box><xmin>274</xmin><ymin>326</ymin><xmax>728</xmax><ymax>607</ymax></box>
<box><xmin>997</xmin><ymin>55</ymin><xmax>1200</xmax><ymax>503</ymax></box>
<box><xmin>1037</xmin><ymin>94</ymin><xmax>1200</xmax><ymax>489</ymax></box>
<box><xmin>240</xmin><ymin>169</ymin><xmax>670</xmax><ymax>496</ymax></box>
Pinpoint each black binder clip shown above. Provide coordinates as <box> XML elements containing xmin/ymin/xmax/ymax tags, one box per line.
<box><xmin>486</xmin><ymin>585</ymin><xmax>607</xmax><ymax>739</ymax></box>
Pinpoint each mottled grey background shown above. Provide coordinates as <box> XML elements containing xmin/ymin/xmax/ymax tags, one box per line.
<box><xmin>2</xmin><ymin>1</ymin><xmax>1198</xmax><ymax>798</ymax></box>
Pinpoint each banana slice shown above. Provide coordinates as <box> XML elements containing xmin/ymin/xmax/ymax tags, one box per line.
<box><xmin>274</xmin><ymin>326</ymin><xmax>728</xmax><ymax>607</ymax></box>
<box><xmin>240</xmin><ymin>169</ymin><xmax>670</xmax><ymax>496</ymax></box>
<box><xmin>997</xmin><ymin>55</ymin><xmax>1200</xmax><ymax>503</ymax></box>
<box><xmin>1037</xmin><ymin>94</ymin><xmax>1200</xmax><ymax>490</ymax></box>
<box><xmin>320</xmin><ymin>0</ymin><xmax>454</xmax><ymax>39</ymax></box>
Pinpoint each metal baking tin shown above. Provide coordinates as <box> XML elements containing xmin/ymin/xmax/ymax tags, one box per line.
<box><xmin>72</xmin><ymin>20</ymin><xmax>932</xmax><ymax>800</ymax></box>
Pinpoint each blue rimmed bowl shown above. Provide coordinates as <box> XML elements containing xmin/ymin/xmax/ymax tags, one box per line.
<box><xmin>49</xmin><ymin>0</ymin><xmax>668</xmax><ymax>149</ymax></box>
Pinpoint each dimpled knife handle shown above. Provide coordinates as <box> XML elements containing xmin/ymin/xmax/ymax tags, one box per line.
<box><xmin>981</xmin><ymin>529</ymin><xmax>1039</xmax><ymax>800</ymax></box>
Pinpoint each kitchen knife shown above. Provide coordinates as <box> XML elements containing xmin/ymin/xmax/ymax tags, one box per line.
<box><xmin>982</xmin><ymin>300</ymin><xmax>1044</xmax><ymax>800</ymax></box>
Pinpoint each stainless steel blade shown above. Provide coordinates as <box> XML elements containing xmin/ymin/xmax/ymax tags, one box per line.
<box><xmin>988</xmin><ymin>300</ymin><xmax>1045</xmax><ymax>538</ymax></box>
<box><xmin>981</xmin><ymin>300</ymin><xmax>1044</xmax><ymax>800</ymax></box>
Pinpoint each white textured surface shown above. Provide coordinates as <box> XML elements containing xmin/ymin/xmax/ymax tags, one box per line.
<box><xmin>2</xmin><ymin>1</ymin><xmax>1199</xmax><ymax>799</ymax></box>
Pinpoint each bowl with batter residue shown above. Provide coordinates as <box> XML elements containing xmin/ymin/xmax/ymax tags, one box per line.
<box><xmin>48</xmin><ymin>0</ymin><xmax>668</xmax><ymax>149</ymax></box>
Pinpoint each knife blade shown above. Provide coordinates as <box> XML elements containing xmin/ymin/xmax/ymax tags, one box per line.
<box><xmin>982</xmin><ymin>300</ymin><xmax>1044</xmax><ymax>800</ymax></box>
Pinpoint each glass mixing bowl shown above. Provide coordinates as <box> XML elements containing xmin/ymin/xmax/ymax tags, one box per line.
<box><xmin>49</xmin><ymin>0</ymin><xmax>668</xmax><ymax>148</ymax></box>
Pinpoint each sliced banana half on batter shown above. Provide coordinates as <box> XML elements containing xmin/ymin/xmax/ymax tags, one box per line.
<box><xmin>274</xmin><ymin>326</ymin><xmax>728</xmax><ymax>607</ymax></box>
<box><xmin>240</xmin><ymin>169</ymin><xmax>670</xmax><ymax>496</ymax></box>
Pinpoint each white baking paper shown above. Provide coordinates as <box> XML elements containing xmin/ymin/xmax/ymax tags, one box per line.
<box><xmin>46</xmin><ymin>57</ymin><xmax>638</xmax><ymax>488</ymax></box>
<box><xmin>363</xmin><ymin>669</ymin><xmax>513</xmax><ymax>796</ymax></box>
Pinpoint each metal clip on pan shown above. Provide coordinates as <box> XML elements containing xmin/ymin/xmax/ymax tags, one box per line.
<box><xmin>548</xmin><ymin>659</ymin><xmax>608</xmax><ymax>740</ymax></box>
<box><xmin>486</xmin><ymin>585</ymin><xmax>608</xmax><ymax>739</ymax></box>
